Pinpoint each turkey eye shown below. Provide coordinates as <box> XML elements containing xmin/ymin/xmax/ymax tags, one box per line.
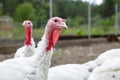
<box><xmin>54</xmin><ymin>19</ymin><xmax>58</xmax><ymax>22</ymax></box>
<box><xmin>28</xmin><ymin>22</ymin><xmax>30</xmax><ymax>24</ymax></box>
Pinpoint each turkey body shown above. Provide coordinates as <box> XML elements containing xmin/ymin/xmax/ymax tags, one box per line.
<box><xmin>88</xmin><ymin>48</ymin><xmax>120</xmax><ymax>80</ymax></box>
<box><xmin>0</xmin><ymin>17</ymin><xmax>68</xmax><ymax>80</ymax></box>
<box><xmin>0</xmin><ymin>57</ymin><xmax>38</xmax><ymax>80</ymax></box>
<box><xmin>0</xmin><ymin>41</ymin><xmax>49</xmax><ymax>80</ymax></box>
<box><xmin>48</xmin><ymin>61</ymin><xmax>97</xmax><ymax>80</ymax></box>
<box><xmin>14</xmin><ymin>38</ymin><xmax>36</xmax><ymax>58</ymax></box>
<box><xmin>48</xmin><ymin>64</ymin><xmax>90</xmax><ymax>80</ymax></box>
<box><xmin>95</xmin><ymin>49</ymin><xmax>120</xmax><ymax>66</ymax></box>
<box><xmin>14</xmin><ymin>21</ymin><xmax>36</xmax><ymax>58</ymax></box>
<box><xmin>88</xmin><ymin>58</ymin><xmax>120</xmax><ymax>80</ymax></box>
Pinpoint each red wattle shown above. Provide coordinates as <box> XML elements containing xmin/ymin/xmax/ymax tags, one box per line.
<box><xmin>25</xmin><ymin>27</ymin><xmax>32</xmax><ymax>46</ymax></box>
<box><xmin>52</xmin><ymin>29</ymin><xmax>61</xmax><ymax>46</ymax></box>
<box><xmin>46</xmin><ymin>29</ymin><xmax>61</xmax><ymax>51</ymax></box>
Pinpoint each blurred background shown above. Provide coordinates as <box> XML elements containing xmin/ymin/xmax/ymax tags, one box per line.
<box><xmin>0</xmin><ymin>0</ymin><xmax>120</xmax><ymax>66</ymax></box>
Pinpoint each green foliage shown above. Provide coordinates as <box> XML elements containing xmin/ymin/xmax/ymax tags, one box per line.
<box><xmin>102</xmin><ymin>19</ymin><xmax>112</xmax><ymax>26</ymax></box>
<box><xmin>112</xmin><ymin>12</ymin><xmax>120</xmax><ymax>24</ymax></box>
<box><xmin>113</xmin><ymin>0</ymin><xmax>120</xmax><ymax>4</ymax></box>
<box><xmin>92</xmin><ymin>15</ymin><xmax>102</xmax><ymax>25</ymax></box>
<box><xmin>32</xmin><ymin>28</ymin><xmax>44</xmax><ymax>38</ymax></box>
<box><xmin>101</xmin><ymin>18</ymin><xmax>113</xmax><ymax>31</ymax></box>
<box><xmin>67</xmin><ymin>16</ymin><xmax>86</xmax><ymax>28</ymax></box>
<box><xmin>0</xmin><ymin>0</ymin><xmax>120</xmax><ymax>39</ymax></box>
<box><xmin>12</xmin><ymin>22</ymin><xmax>25</xmax><ymax>39</ymax></box>
<box><xmin>0</xmin><ymin>4</ymin><xmax>2</xmax><ymax>15</ymax></box>
<box><xmin>100</xmin><ymin>0</ymin><xmax>115</xmax><ymax>18</ymax></box>
<box><xmin>12</xmin><ymin>22</ymin><xmax>44</xmax><ymax>39</ymax></box>
<box><xmin>14</xmin><ymin>3</ymin><xmax>36</xmax><ymax>22</ymax></box>
<box><xmin>91</xmin><ymin>27</ymin><xmax>106</xmax><ymax>35</ymax></box>
<box><xmin>1</xmin><ymin>0</ymin><xmax>18</xmax><ymax>16</ymax></box>
<box><xmin>92</xmin><ymin>14</ymin><xmax>113</xmax><ymax>32</ymax></box>
<box><xmin>76</xmin><ymin>29</ymin><xmax>88</xmax><ymax>36</ymax></box>
<box><xmin>54</xmin><ymin>0</ymin><xmax>88</xmax><ymax>19</ymax></box>
<box><xmin>32</xmin><ymin>0</ymin><xmax>49</xmax><ymax>27</ymax></box>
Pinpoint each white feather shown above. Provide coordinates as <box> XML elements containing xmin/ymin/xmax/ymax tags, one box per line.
<box><xmin>0</xmin><ymin>35</ymin><xmax>52</xmax><ymax>80</ymax></box>
<box><xmin>95</xmin><ymin>49</ymin><xmax>120</xmax><ymax>66</ymax></box>
<box><xmin>0</xmin><ymin>17</ymin><xmax>67</xmax><ymax>80</ymax></box>
<box><xmin>82</xmin><ymin>60</ymin><xmax>97</xmax><ymax>71</ymax></box>
<box><xmin>14</xmin><ymin>38</ymin><xmax>36</xmax><ymax>58</ymax></box>
<box><xmin>88</xmin><ymin>58</ymin><xmax>120</xmax><ymax>80</ymax></box>
<box><xmin>0</xmin><ymin>25</ymin><xmax>49</xmax><ymax>80</ymax></box>
<box><xmin>88</xmin><ymin>48</ymin><xmax>120</xmax><ymax>80</ymax></box>
<box><xmin>48</xmin><ymin>64</ymin><xmax>90</xmax><ymax>80</ymax></box>
<box><xmin>48</xmin><ymin>60</ymin><xmax>97</xmax><ymax>80</ymax></box>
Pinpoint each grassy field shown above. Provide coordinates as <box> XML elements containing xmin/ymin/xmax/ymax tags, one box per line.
<box><xmin>0</xmin><ymin>25</ymin><xmax>119</xmax><ymax>39</ymax></box>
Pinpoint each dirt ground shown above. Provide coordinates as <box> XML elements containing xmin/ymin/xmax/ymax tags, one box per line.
<box><xmin>0</xmin><ymin>38</ymin><xmax>120</xmax><ymax>67</ymax></box>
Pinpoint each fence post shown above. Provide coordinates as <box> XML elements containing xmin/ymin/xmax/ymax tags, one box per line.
<box><xmin>88</xmin><ymin>3</ymin><xmax>91</xmax><ymax>40</ymax></box>
<box><xmin>49</xmin><ymin>0</ymin><xmax>53</xmax><ymax>18</ymax></box>
<box><xmin>115</xmin><ymin>3</ymin><xmax>119</xmax><ymax>35</ymax></box>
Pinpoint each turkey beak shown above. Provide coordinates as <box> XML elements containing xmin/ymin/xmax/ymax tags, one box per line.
<box><xmin>60</xmin><ymin>22</ymin><xmax>68</xmax><ymax>29</ymax></box>
<box><xmin>22</xmin><ymin>22</ymin><xmax>25</xmax><ymax>26</ymax></box>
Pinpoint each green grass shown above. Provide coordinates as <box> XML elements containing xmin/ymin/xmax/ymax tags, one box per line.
<box><xmin>0</xmin><ymin>25</ymin><xmax>120</xmax><ymax>40</ymax></box>
<box><xmin>61</xmin><ymin>26</ymin><xmax>120</xmax><ymax>36</ymax></box>
<box><xmin>0</xmin><ymin>30</ymin><xmax>13</xmax><ymax>39</ymax></box>
<box><xmin>12</xmin><ymin>26</ymin><xmax>45</xmax><ymax>39</ymax></box>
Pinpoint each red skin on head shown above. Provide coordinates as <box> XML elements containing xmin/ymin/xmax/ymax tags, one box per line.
<box><xmin>45</xmin><ymin>17</ymin><xmax>66</xmax><ymax>51</ymax></box>
<box><xmin>24</xmin><ymin>27</ymin><xmax>32</xmax><ymax>46</ymax></box>
<box><xmin>46</xmin><ymin>28</ymin><xmax>61</xmax><ymax>51</ymax></box>
<box><xmin>23</xmin><ymin>21</ymin><xmax>32</xmax><ymax>46</ymax></box>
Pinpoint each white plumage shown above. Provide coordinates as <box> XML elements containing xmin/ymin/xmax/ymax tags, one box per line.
<box><xmin>48</xmin><ymin>60</ymin><xmax>97</xmax><ymax>80</ymax></box>
<box><xmin>0</xmin><ymin>17</ymin><xmax>68</xmax><ymax>80</ymax></box>
<box><xmin>14</xmin><ymin>20</ymin><xmax>36</xmax><ymax>58</ymax></box>
<box><xmin>82</xmin><ymin>60</ymin><xmax>97</xmax><ymax>71</ymax></box>
<box><xmin>14</xmin><ymin>38</ymin><xmax>36</xmax><ymax>58</ymax></box>
<box><xmin>48</xmin><ymin>64</ymin><xmax>90</xmax><ymax>80</ymax></box>
<box><xmin>88</xmin><ymin>48</ymin><xmax>120</xmax><ymax>80</ymax></box>
<box><xmin>49</xmin><ymin>46</ymin><xmax>120</xmax><ymax>80</ymax></box>
<box><xmin>95</xmin><ymin>49</ymin><xmax>120</xmax><ymax>66</ymax></box>
<box><xmin>88</xmin><ymin>58</ymin><xmax>120</xmax><ymax>80</ymax></box>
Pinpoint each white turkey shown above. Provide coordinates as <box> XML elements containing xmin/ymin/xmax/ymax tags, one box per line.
<box><xmin>88</xmin><ymin>57</ymin><xmax>120</xmax><ymax>80</ymax></box>
<box><xmin>94</xmin><ymin>49</ymin><xmax>120</xmax><ymax>66</ymax></box>
<box><xmin>48</xmin><ymin>60</ymin><xmax>97</xmax><ymax>80</ymax></box>
<box><xmin>14</xmin><ymin>20</ymin><xmax>36</xmax><ymax>58</ymax></box>
<box><xmin>0</xmin><ymin>17</ymin><xmax>68</xmax><ymax>80</ymax></box>
<box><xmin>88</xmin><ymin>48</ymin><xmax>120</xmax><ymax>80</ymax></box>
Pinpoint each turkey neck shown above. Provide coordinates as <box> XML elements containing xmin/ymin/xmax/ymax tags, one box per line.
<box><xmin>33</xmin><ymin>24</ymin><xmax>61</xmax><ymax>80</ymax></box>
<box><xmin>33</xmin><ymin>28</ymin><xmax>52</xmax><ymax>61</ymax></box>
<box><xmin>34</xmin><ymin>23</ymin><xmax>61</xmax><ymax>60</ymax></box>
<box><xmin>32</xmin><ymin>26</ymin><xmax>53</xmax><ymax>80</ymax></box>
<box><xmin>24</xmin><ymin>27</ymin><xmax>32</xmax><ymax>46</ymax></box>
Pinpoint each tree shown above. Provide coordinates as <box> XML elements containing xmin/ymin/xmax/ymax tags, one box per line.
<box><xmin>100</xmin><ymin>0</ymin><xmax>116</xmax><ymax>18</ymax></box>
<box><xmin>1</xmin><ymin>0</ymin><xmax>18</xmax><ymax>16</ymax></box>
<box><xmin>114</xmin><ymin>0</ymin><xmax>120</xmax><ymax>4</ymax></box>
<box><xmin>14</xmin><ymin>3</ymin><xmax>36</xmax><ymax>22</ymax></box>
<box><xmin>32</xmin><ymin>0</ymin><xmax>49</xmax><ymax>26</ymax></box>
<box><xmin>54</xmin><ymin>0</ymin><xmax>88</xmax><ymax>18</ymax></box>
